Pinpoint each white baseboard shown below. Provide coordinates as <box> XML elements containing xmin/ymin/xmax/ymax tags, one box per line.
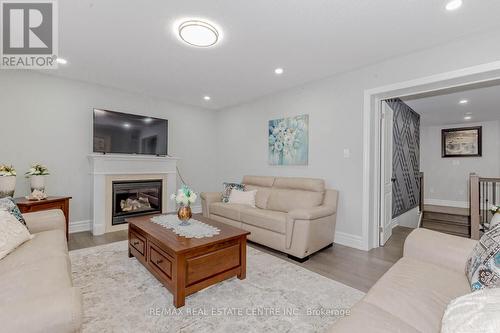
<box><xmin>424</xmin><ymin>199</ymin><xmax>469</xmax><ymax>208</ymax></box>
<box><xmin>69</xmin><ymin>220</ymin><xmax>92</xmax><ymax>233</ymax></box>
<box><xmin>334</xmin><ymin>231</ymin><xmax>367</xmax><ymax>251</ymax></box>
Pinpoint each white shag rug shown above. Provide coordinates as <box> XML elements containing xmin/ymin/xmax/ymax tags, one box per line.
<box><xmin>70</xmin><ymin>241</ymin><xmax>364</xmax><ymax>333</ymax></box>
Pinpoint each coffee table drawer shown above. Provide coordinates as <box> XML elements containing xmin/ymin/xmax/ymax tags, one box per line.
<box><xmin>186</xmin><ymin>243</ymin><xmax>240</xmax><ymax>285</ymax></box>
<box><xmin>129</xmin><ymin>231</ymin><xmax>145</xmax><ymax>255</ymax></box>
<box><xmin>149</xmin><ymin>245</ymin><xmax>173</xmax><ymax>279</ymax></box>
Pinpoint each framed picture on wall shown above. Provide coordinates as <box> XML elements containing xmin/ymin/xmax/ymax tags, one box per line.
<box><xmin>441</xmin><ymin>126</ymin><xmax>482</xmax><ymax>158</ymax></box>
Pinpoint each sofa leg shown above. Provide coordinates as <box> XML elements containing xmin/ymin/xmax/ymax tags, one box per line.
<box><xmin>287</xmin><ymin>254</ymin><xmax>310</xmax><ymax>263</ymax></box>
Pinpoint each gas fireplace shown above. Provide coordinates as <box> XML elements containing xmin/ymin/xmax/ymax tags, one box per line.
<box><xmin>112</xmin><ymin>180</ymin><xmax>162</xmax><ymax>225</ymax></box>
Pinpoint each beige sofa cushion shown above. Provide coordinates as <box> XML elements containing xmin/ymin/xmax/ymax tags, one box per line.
<box><xmin>245</xmin><ymin>185</ymin><xmax>271</xmax><ymax>209</ymax></box>
<box><xmin>0</xmin><ymin>229</ymin><xmax>67</xmax><ymax>274</ymax></box>
<box><xmin>273</xmin><ymin>177</ymin><xmax>325</xmax><ymax>192</ymax></box>
<box><xmin>242</xmin><ymin>175</ymin><xmax>275</xmax><ymax>187</ymax></box>
<box><xmin>330</xmin><ymin>301</ymin><xmax>420</xmax><ymax>333</ymax></box>
<box><xmin>209</xmin><ymin>202</ymin><xmax>249</xmax><ymax>221</ymax></box>
<box><xmin>240</xmin><ymin>207</ymin><xmax>286</xmax><ymax>234</ymax></box>
<box><xmin>0</xmin><ymin>255</ymin><xmax>72</xmax><ymax>303</ymax></box>
<box><xmin>267</xmin><ymin>189</ymin><xmax>324</xmax><ymax>213</ymax></box>
<box><xmin>363</xmin><ymin>256</ymin><xmax>470</xmax><ymax>333</ymax></box>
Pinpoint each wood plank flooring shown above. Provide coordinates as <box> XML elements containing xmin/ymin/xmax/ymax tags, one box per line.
<box><xmin>68</xmin><ymin>219</ymin><xmax>413</xmax><ymax>293</ymax></box>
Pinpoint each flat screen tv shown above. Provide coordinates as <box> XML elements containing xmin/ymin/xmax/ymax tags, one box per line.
<box><xmin>93</xmin><ymin>109</ymin><xmax>168</xmax><ymax>156</ymax></box>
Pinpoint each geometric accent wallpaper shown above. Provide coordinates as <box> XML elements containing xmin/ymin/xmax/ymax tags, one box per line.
<box><xmin>386</xmin><ymin>98</ymin><xmax>420</xmax><ymax>219</ymax></box>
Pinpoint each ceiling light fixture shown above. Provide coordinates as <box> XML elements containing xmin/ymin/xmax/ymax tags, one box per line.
<box><xmin>459</xmin><ymin>99</ymin><xmax>468</xmax><ymax>104</ymax></box>
<box><xmin>176</xmin><ymin>19</ymin><xmax>220</xmax><ymax>47</ymax></box>
<box><xmin>274</xmin><ymin>68</ymin><xmax>284</xmax><ymax>75</ymax></box>
<box><xmin>464</xmin><ymin>116</ymin><xmax>472</xmax><ymax>120</ymax></box>
<box><xmin>446</xmin><ymin>0</ymin><xmax>463</xmax><ymax>11</ymax></box>
<box><xmin>203</xmin><ymin>95</ymin><xmax>211</xmax><ymax>101</ymax></box>
<box><xmin>56</xmin><ymin>57</ymin><xmax>67</xmax><ymax>65</ymax></box>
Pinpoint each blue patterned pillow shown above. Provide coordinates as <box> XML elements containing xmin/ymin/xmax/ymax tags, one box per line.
<box><xmin>466</xmin><ymin>225</ymin><xmax>500</xmax><ymax>291</ymax></box>
<box><xmin>222</xmin><ymin>183</ymin><xmax>245</xmax><ymax>203</ymax></box>
<box><xmin>0</xmin><ymin>197</ymin><xmax>26</xmax><ymax>227</ymax></box>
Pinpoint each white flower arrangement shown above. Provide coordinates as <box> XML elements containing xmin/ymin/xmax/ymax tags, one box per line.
<box><xmin>0</xmin><ymin>164</ymin><xmax>16</xmax><ymax>177</ymax></box>
<box><xmin>268</xmin><ymin>116</ymin><xmax>307</xmax><ymax>162</ymax></box>
<box><xmin>25</xmin><ymin>163</ymin><xmax>50</xmax><ymax>178</ymax></box>
<box><xmin>170</xmin><ymin>185</ymin><xmax>197</xmax><ymax>207</ymax></box>
<box><xmin>490</xmin><ymin>204</ymin><xmax>500</xmax><ymax>215</ymax></box>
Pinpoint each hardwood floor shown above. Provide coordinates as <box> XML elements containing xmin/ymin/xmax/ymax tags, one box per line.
<box><xmin>68</xmin><ymin>221</ymin><xmax>413</xmax><ymax>293</ymax></box>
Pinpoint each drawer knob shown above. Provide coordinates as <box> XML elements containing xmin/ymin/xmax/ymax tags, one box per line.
<box><xmin>156</xmin><ymin>259</ymin><xmax>163</xmax><ymax>264</ymax></box>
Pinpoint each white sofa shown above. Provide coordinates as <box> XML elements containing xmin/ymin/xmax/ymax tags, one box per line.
<box><xmin>331</xmin><ymin>228</ymin><xmax>477</xmax><ymax>332</ymax></box>
<box><xmin>0</xmin><ymin>209</ymin><xmax>83</xmax><ymax>333</ymax></box>
<box><xmin>201</xmin><ymin>175</ymin><xmax>338</xmax><ymax>260</ymax></box>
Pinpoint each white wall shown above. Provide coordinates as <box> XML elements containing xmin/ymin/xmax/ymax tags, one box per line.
<box><xmin>0</xmin><ymin>71</ymin><xmax>218</xmax><ymax>229</ymax></box>
<box><xmin>421</xmin><ymin>121</ymin><xmax>500</xmax><ymax>207</ymax></box>
<box><xmin>215</xmin><ymin>28</ymin><xmax>500</xmax><ymax>247</ymax></box>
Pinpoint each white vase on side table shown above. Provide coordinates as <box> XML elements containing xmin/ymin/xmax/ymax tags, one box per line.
<box><xmin>30</xmin><ymin>175</ymin><xmax>46</xmax><ymax>193</ymax></box>
<box><xmin>0</xmin><ymin>176</ymin><xmax>16</xmax><ymax>198</ymax></box>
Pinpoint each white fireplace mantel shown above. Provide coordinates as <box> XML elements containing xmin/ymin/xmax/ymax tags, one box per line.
<box><xmin>88</xmin><ymin>154</ymin><xmax>179</xmax><ymax>235</ymax></box>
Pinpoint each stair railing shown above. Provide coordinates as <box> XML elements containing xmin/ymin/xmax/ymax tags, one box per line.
<box><xmin>470</xmin><ymin>173</ymin><xmax>500</xmax><ymax>239</ymax></box>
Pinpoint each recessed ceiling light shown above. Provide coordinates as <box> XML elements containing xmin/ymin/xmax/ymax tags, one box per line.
<box><xmin>176</xmin><ymin>19</ymin><xmax>220</xmax><ymax>47</ymax></box>
<box><xmin>56</xmin><ymin>57</ymin><xmax>67</xmax><ymax>65</ymax></box>
<box><xmin>274</xmin><ymin>68</ymin><xmax>284</xmax><ymax>75</ymax></box>
<box><xmin>203</xmin><ymin>95</ymin><xmax>211</xmax><ymax>101</ymax></box>
<box><xmin>464</xmin><ymin>116</ymin><xmax>472</xmax><ymax>120</ymax></box>
<box><xmin>459</xmin><ymin>99</ymin><xmax>468</xmax><ymax>104</ymax></box>
<box><xmin>446</xmin><ymin>0</ymin><xmax>463</xmax><ymax>11</ymax></box>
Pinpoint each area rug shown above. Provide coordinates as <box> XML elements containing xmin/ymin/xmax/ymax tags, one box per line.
<box><xmin>70</xmin><ymin>241</ymin><xmax>364</xmax><ymax>333</ymax></box>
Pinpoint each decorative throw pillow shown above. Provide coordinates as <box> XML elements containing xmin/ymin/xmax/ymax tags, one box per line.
<box><xmin>0</xmin><ymin>211</ymin><xmax>33</xmax><ymax>260</ymax></box>
<box><xmin>222</xmin><ymin>183</ymin><xmax>245</xmax><ymax>203</ymax></box>
<box><xmin>228</xmin><ymin>189</ymin><xmax>257</xmax><ymax>208</ymax></box>
<box><xmin>465</xmin><ymin>225</ymin><xmax>500</xmax><ymax>291</ymax></box>
<box><xmin>441</xmin><ymin>288</ymin><xmax>500</xmax><ymax>333</ymax></box>
<box><xmin>0</xmin><ymin>197</ymin><xmax>26</xmax><ymax>227</ymax></box>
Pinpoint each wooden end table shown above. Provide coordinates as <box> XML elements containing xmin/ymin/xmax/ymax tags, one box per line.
<box><xmin>14</xmin><ymin>196</ymin><xmax>72</xmax><ymax>239</ymax></box>
<box><xmin>126</xmin><ymin>214</ymin><xmax>250</xmax><ymax>308</ymax></box>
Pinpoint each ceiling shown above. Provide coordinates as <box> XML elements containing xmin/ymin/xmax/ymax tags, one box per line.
<box><xmin>51</xmin><ymin>0</ymin><xmax>500</xmax><ymax>110</ymax></box>
<box><xmin>403</xmin><ymin>82</ymin><xmax>500</xmax><ymax>126</ymax></box>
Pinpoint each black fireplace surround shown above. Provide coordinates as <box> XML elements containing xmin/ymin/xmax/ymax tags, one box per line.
<box><xmin>112</xmin><ymin>180</ymin><xmax>162</xmax><ymax>225</ymax></box>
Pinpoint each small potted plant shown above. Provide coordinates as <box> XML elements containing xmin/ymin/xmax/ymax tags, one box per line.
<box><xmin>170</xmin><ymin>185</ymin><xmax>197</xmax><ymax>225</ymax></box>
<box><xmin>489</xmin><ymin>204</ymin><xmax>500</xmax><ymax>230</ymax></box>
<box><xmin>25</xmin><ymin>163</ymin><xmax>50</xmax><ymax>193</ymax></box>
<box><xmin>0</xmin><ymin>164</ymin><xmax>17</xmax><ymax>198</ymax></box>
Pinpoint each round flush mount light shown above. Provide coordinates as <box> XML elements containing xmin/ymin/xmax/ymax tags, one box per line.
<box><xmin>446</xmin><ymin>0</ymin><xmax>463</xmax><ymax>11</ymax></box>
<box><xmin>274</xmin><ymin>67</ymin><xmax>284</xmax><ymax>75</ymax></box>
<box><xmin>203</xmin><ymin>95</ymin><xmax>211</xmax><ymax>101</ymax></box>
<box><xmin>176</xmin><ymin>19</ymin><xmax>220</xmax><ymax>47</ymax></box>
<box><xmin>459</xmin><ymin>99</ymin><xmax>469</xmax><ymax>104</ymax></box>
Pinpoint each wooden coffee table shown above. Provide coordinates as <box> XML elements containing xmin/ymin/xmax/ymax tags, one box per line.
<box><xmin>126</xmin><ymin>214</ymin><xmax>250</xmax><ymax>308</ymax></box>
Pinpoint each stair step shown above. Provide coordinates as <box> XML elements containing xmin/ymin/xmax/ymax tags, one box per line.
<box><xmin>422</xmin><ymin>212</ymin><xmax>470</xmax><ymax>225</ymax></box>
<box><xmin>422</xmin><ymin>220</ymin><xmax>470</xmax><ymax>236</ymax></box>
<box><xmin>421</xmin><ymin>218</ymin><xmax>470</xmax><ymax>227</ymax></box>
<box><xmin>422</xmin><ymin>226</ymin><xmax>470</xmax><ymax>238</ymax></box>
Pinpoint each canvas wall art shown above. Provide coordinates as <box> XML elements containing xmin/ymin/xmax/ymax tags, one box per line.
<box><xmin>268</xmin><ymin>114</ymin><xmax>309</xmax><ymax>165</ymax></box>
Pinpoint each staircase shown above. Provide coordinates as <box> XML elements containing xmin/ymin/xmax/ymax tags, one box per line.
<box><xmin>421</xmin><ymin>205</ymin><xmax>470</xmax><ymax>238</ymax></box>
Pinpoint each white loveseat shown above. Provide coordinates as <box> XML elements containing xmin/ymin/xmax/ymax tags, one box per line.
<box><xmin>201</xmin><ymin>176</ymin><xmax>338</xmax><ymax>260</ymax></box>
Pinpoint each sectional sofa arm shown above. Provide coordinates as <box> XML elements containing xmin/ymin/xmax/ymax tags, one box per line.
<box><xmin>287</xmin><ymin>205</ymin><xmax>336</xmax><ymax>220</ymax></box>
<box><xmin>0</xmin><ymin>287</ymin><xmax>83</xmax><ymax>333</ymax></box>
<box><xmin>200</xmin><ymin>192</ymin><xmax>222</xmax><ymax>217</ymax></box>
<box><xmin>22</xmin><ymin>209</ymin><xmax>66</xmax><ymax>234</ymax></box>
<box><xmin>403</xmin><ymin>228</ymin><xmax>477</xmax><ymax>274</ymax></box>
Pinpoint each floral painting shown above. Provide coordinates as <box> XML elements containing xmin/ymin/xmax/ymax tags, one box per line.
<box><xmin>268</xmin><ymin>114</ymin><xmax>309</xmax><ymax>165</ymax></box>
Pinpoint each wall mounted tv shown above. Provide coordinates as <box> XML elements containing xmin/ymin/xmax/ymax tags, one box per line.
<box><xmin>93</xmin><ymin>109</ymin><xmax>168</xmax><ymax>156</ymax></box>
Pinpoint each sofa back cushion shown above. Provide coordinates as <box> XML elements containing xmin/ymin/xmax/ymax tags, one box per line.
<box><xmin>245</xmin><ymin>185</ymin><xmax>271</xmax><ymax>209</ymax></box>
<box><xmin>267</xmin><ymin>189</ymin><xmax>324</xmax><ymax>213</ymax></box>
<box><xmin>242</xmin><ymin>176</ymin><xmax>326</xmax><ymax>212</ymax></box>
